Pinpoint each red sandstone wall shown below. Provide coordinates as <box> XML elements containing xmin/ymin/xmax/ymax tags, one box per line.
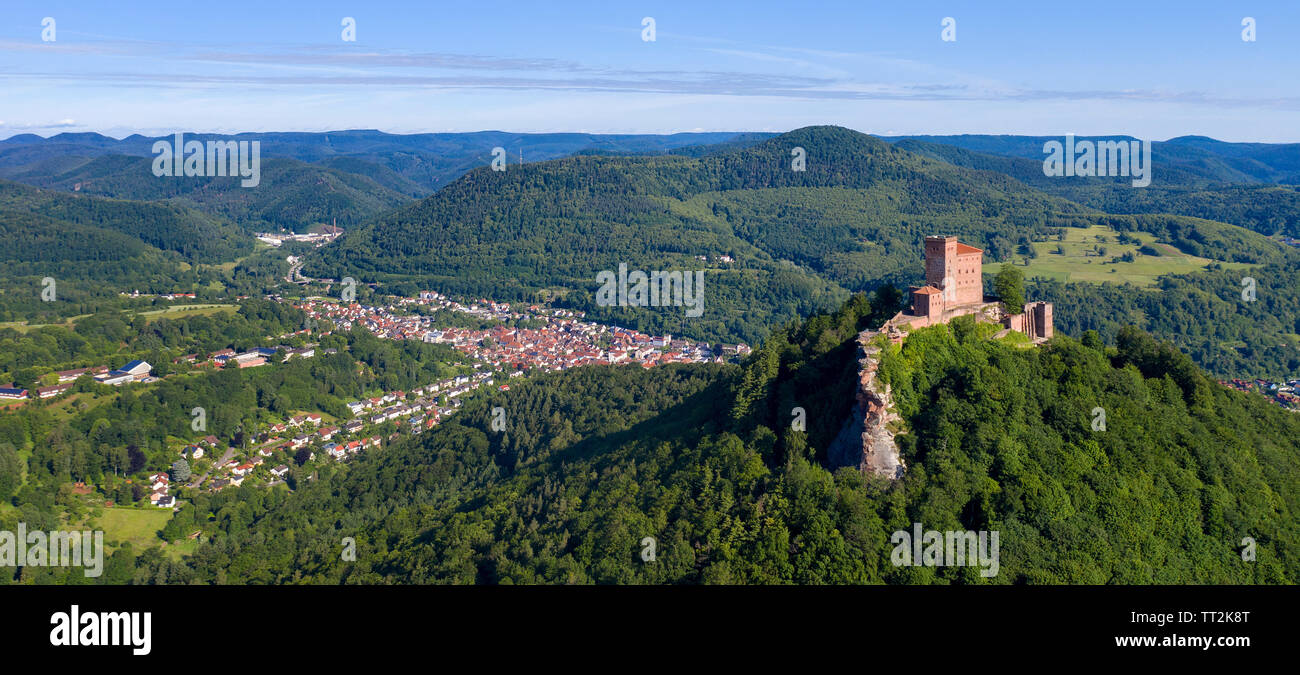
<box><xmin>954</xmin><ymin>251</ymin><xmax>982</xmax><ymax>305</ymax></box>
<box><xmin>925</xmin><ymin>237</ymin><xmax>954</xmax><ymax>289</ymax></box>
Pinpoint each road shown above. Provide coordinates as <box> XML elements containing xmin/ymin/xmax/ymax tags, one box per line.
<box><xmin>189</xmin><ymin>446</ymin><xmax>235</xmax><ymax>488</ymax></box>
<box><xmin>285</xmin><ymin>260</ymin><xmax>311</xmax><ymax>285</ymax></box>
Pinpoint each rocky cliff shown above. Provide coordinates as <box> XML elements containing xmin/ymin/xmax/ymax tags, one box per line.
<box><xmin>827</xmin><ymin>329</ymin><xmax>906</xmax><ymax>479</ymax></box>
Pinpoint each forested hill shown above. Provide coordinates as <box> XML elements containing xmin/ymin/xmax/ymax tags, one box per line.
<box><xmin>310</xmin><ymin>125</ymin><xmax>1092</xmax><ymax>343</ymax></box>
<box><xmin>892</xmin><ymin>137</ymin><xmax>1300</xmax><ymax>239</ymax></box>
<box><xmin>0</xmin><ymin>129</ymin><xmax>755</xmax><ymax>193</ymax></box>
<box><xmin>0</xmin><ymin>179</ymin><xmax>251</xmax><ymax>263</ymax></box>
<box><xmin>132</xmin><ymin>293</ymin><xmax>1300</xmax><ymax>584</ymax></box>
<box><xmin>5</xmin><ymin>156</ymin><xmax>416</xmax><ymax>232</ymax></box>
<box><xmin>308</xmin><ymin>125</ymin><xmax>1295</xmax><ymax>380</ymax></box>
<box><xmin>0</xmin><ymin>178</ymin><xmax>264</xmax><ymax>321</ymax></box>
<box><xmin>885</xmin><ymin>134</ymin><xmax>1300</xmax><ymax>185</ymax></box>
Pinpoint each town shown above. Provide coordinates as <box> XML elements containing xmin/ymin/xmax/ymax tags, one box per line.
<box><xmin>296</xmin><ymin>289</ymin><xmax>749</xmax><ymax>371</ymax></box>
<box><xmin>1218</xmin><ymin>377</ymin><xmax>1300</xmax><ymax>412</ymax></box>
<box><xmin>148</xmin><ymin>290</ymin><xmax>750</xmax><ymax>510</ymax></box>
<box><xmin>6</xmin><ymin>287</ymin><xmax>751</xmax><ymax>515</ymax></box>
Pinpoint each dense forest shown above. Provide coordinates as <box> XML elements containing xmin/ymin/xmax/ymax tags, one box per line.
<box><xmin>1025</xmin><ymin>264</ymin><xmax>1300</xmax><ymax>379</ymax></box>
<box><xmin>7</xmin><ymin>156</ymin><xmax>415</xmax><ymax>232</ymax></box>
<box><xmin>50</xmin><ymin>292</ymin><xmax>1295</xmax><ymax>585</ymax></box>
<box><xmin>892</xmin><ymin>137</ymin><xmax>1300</xmax><ymax>238</ymax></box>
<box><xmin>889</xmin><ymin>134</ymin><xmax>1300</xmax><ymax>185</ymax></box>
<box><xmin>0</xmin><ymin>177</ymin><xmax>292</xmax><ymax>322</ymax></box>
<box><xmin>0</xmin><ymin>129</ymin><xmax>752</xmax><ymax>201</ymax></box>
<box><xmin>0</xmin><ymin>179</ymin><xmax>251</xmax><ymax>261</ymax></box>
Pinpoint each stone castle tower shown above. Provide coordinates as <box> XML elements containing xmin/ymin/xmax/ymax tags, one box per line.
<box><xmin>924</xmin><ymin>235</ymin><xmax>983</xmax><ymax>306</ymax></box>
<box><xmin>897</xmin><ymin>235</ymin><xmax>1051</xmax><ymax>342</ymax></box>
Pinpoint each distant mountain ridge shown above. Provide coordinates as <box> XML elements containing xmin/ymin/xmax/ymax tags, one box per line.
<box><xmin>882</xmin><ymin>134</ymin><xmax>1300</xmax><ymax>185</ymax></box>
<box><xmin>7</xmin><ymin>128</ymin><xmax>1298</xmax><ymax>235</ymax></box>
<box><xmin>889</xmin><ymin>137</ymin><xmax>1300</xmax><ymax>237</ymax></box>
<box><xmin>0</xmin><ymin>129</ymin><xmax>758</xmax><ymax>192</ymax></box>
<box><xmin>0</xmin><ymin>130</ymin><xmax>763</xmax><ymax>231</ymax></box>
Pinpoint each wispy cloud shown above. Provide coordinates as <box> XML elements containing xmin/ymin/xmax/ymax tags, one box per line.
<box><xmin>2</xmin><ymin>37</ymin><xmax>1296</xmax><ymax>112</ymax></box>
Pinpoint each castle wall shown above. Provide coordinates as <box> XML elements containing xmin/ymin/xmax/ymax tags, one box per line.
<box><xmin>954</xmin><ymin>251</ymin><xmax>983</xmax><ymax>305</ymax></box>
<box><xmin>924</xmin><ymin>236</ymin><xmax>983</xmax><ymax>306</ymax></box>
<box><xmin>925</xmin><ymin>237</ymin><xmax>955</xmax><ymax>289</ymax></box>
<box><xmin>912</xmin><ymin>289</ymin><xmax>943</xmax><ymax>318</ymax></box>
<box><xmin>1032</xmin><ymin>301</ymin><xmax>1054</xmax><ymax>339</ymax></box>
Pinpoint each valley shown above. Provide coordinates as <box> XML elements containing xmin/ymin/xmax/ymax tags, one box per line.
<box><xmin>2</xmin><ymin>124</ymin><xmax>1298</xmax><ymax>590</ymax></box>
<box><xmin>6</xmin><ymin>4</ymin><xmax>1300</xmax><ymax>661</ymax></box>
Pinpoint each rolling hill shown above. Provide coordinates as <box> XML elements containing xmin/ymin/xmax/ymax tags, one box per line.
<box><xmin>885</xmin><ymin>134</ymin><xmax>1300</xmax><ymax>185</ymax></box>
<box><xmin>0</xmin><ymin>179</ymin><xmax>252</xmax><ymax>262</ymax></box>
<box><xmin>310</xmin><ymin>126</ymin><xmax>1094</xmax><ymax>343</ymax></box>
<box><xmin>0</xmin><ymin>129</ymin><xmax>757</xmax><ymax>190</ymax></box>
<box><xmin>891</xmin><ymin>137</ymin><xmax>1300</xmax><ymax>238</ymax></box>
<box><xmin>5</xmin><ymin>155</ymin><xmax>416</xmax><ymax>232</ymax></box>
<box><xmin>135</xmin><ymin>295</ymin><xmax>1300</xmax><ymax>584</ymax></box>
<box><xmin>0</xmin><ymin>178</ymin><xmax>257</xmax><ymax>321</ymax></box>
<box><xmin>0</xmin><ymin>130</ymin><xmax>767</xmax><ymax>233</ymax></box>
<box><xmin>309</xmin><ymin>126</ymin><xmax>1294</xmax><ymax>363</ymax></box>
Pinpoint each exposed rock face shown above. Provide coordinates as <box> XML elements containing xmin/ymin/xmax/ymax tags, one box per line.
<box><xmin>827</xmin><ymin>329</ymin><xmax>905</xmax><ymax>479</ymax></box>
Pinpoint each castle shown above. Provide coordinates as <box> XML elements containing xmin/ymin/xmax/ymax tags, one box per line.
<box><xmin>828</xmin><ymin>236</ymin><xmax>1056</xmax><ymax>479</ymax></box>
<box><xmin>883</xmin><ymin>236</ymin><xmax>1052</xmax><ymax>342</ymax></box>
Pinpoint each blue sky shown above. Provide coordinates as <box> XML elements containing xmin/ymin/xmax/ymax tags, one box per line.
<box><xmin>2</xmin><ymin>1</ymin><xmax>1298</xmax><ymax>140</ymax></box>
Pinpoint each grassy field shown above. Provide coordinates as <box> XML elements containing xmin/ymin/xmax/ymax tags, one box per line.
<box><xmin>93</xmin><ymin>507</ymin><xmax>173</xmax><ymax>552</ymax></box>
<box><xmin>0</xmin><ymin>313</ymin><xmax>93</xmax><ymax>333</ymax></box>
<box><xmin>134</xmin><ymin>303</ymin><xmax>236</xmax><ymax>321</ymax></box>
<box><xmin>38</xmin><ymin>391</ymin><xmax>120</xmax><ymax>424</ymax></box>
<box><xmin>983</xmin><ymin>225</ymin><xmax>1251</xmax><ymax>286</ymax></box>
<box><xmin>0</xmin><ymin>303</ymin><xmax>235</xmax><ymax>333</ymax></box>
<box><xmin>163</xmin><ymin>537</ymin><xmax>199</xmax><ymax>561</ymax></box>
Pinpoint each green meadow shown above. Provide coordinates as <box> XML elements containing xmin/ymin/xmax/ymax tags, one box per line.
<box><xmin>983</xmin><ymin>224</ymin><xmax>1251</xmax><ymax>287</ymax></box>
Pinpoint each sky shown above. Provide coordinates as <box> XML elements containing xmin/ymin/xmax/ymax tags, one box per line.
<box><xmin>1</xmin><ymin>0</ymin><xmax>1298</xmax><ymax>141</ymax></box>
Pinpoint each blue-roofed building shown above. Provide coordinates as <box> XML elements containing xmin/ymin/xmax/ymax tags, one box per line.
<box><xmin>117</xmin><ymin>360</ymin><xmax>152</xmax><ymax>379</ymax></box>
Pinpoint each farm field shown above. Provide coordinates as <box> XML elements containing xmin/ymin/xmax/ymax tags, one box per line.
<box><xmin>0</xmin><ymin>303</ymin><xmax>235</xmax><ymax>332</ymax></box>
<box><xmin>983</xmin><ymin>224</ymin><xmax>1252</xmax><ymax>286</ymax></box>
<box><xmin>93</xmin><ymin>507</ymin><xmax>173</xmax><ymax>553</ymax></box>
<box><xmin>134</xmin><ymin>303</ymin><xmax>237</xmax><ymax>321</ymax></box>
